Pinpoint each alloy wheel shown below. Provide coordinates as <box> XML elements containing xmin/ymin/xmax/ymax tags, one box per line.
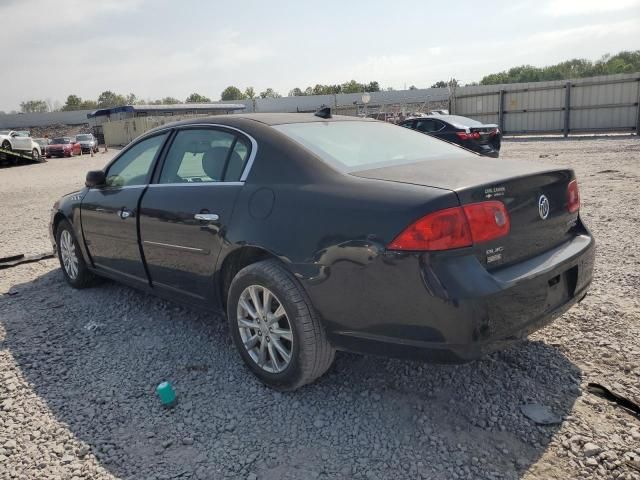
<box><xmin>237</xmin><ymin>285</ymin><xmax>293</xmax><ymax>373</ymax></box>
<box><xmin>60</xmin><ymin>229</ymin><xmax>79</xmax><ymax>279</ymax></box>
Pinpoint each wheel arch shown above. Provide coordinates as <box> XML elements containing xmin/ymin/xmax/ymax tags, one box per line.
<box><xmin>218</xmin><ymin>246</ymin><xmax>286</xmax><ymax>309</ymax></box>
<box><xmin>52</xmin><ymin>211</ymin><xmax>68</xmax><ymax>236</ymax></box>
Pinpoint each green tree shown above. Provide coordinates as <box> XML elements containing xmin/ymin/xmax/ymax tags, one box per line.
<box><xmin>259</xmin><ymin>88</ymin><xmax>282</xmax><ymax>99</ymax></box>
<box><xmin>244</xmin><ymin>87</ymin><xmax>256</xmax><ymax>99</ymax></box>
<box><xmin>62</xmin><ymin>95</ymin><xmax>83</xmax><ymax>111</ymax></box>
<box><xmin>125</xmin><ymin>93</ymin><xmax>137</xmax><ymax>105</ymax></box>
<box><xmin>288</xmin><ymin>87</ymin><xmax>305</xmax><ymax>96</ymax></box>
<box><xmin>341</xmin><ymin>80</ymin><xmax>362</xmax><ymax>93</ymax></box>
<box><xmin>20</xmin><ymin>100</ymin><xmax>48</xmax><ymax>113</ymax></box>
<box><xmin>219</xmin><ymin>87</ymin><xmax>244</xmax><ymax>101</ymax></box>
<box><xmin>408</xmin><ymin>85</ymin><xmax>417</xmax><ymax>90</ymax></box>
<box><xmin>97</xmin><ymin>91</ymin><xmax>126</xmax><ymax>108</ymax></box>
<box><xmin>365</xmin><ymin>81</ymin><xmax>380</xmax><ymax>92</ymax></box>
<box><xmin>161</xmin><ymin>97</ymin><xmax>181</xmax><ymax>104</ymax></box>
<box><xmin>479</xmin><ymin>50</ymin><xmax>640</xmax><ymax>85</ymax></box>
<box><xmin>186</xmin><ymin>92</ymin><xmax>212</xmax><ymax>103</ymax></box>
<box><xmin>430</xmin><ymin>80</ymin><xmax>448</xmax><ymax>88</ymax></box>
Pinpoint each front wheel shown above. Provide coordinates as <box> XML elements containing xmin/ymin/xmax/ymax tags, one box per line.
<box><xmin>227</xmin><ymin>259</ymin><xmax>335</xmax><ymax>391</ymax></box>
<box><xmin>1</xmin><ymin>140</ymin><xmax>11</xmax><ymax>151</ymax></box>
<box><xmin>56</xmin><ymin>220</ymin><xmax>96</xmax><ymax>288</ymax></box>
<box><xmin>32</xmin><ymin>148</ymin><xmax>42</xmax><ymax>163</ymax></box>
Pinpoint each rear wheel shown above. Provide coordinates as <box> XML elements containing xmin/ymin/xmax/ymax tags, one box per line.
<box><xmin>227</xmin><ymin>259</ymin><xmax>335</xmax><ymax>390</ymax></box>
<box><xmin>56</xmin><ymin>220</ymin><xmax>96</xmax><ymax>288</ymax></box>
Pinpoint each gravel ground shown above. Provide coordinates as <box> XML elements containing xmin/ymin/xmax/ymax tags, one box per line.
<box><xmin>0</xmin><ymin>137</ymin><xmax>639</xmax><ymax>480</ymax></box>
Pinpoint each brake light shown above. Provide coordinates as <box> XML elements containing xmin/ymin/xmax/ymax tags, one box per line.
<box><xmin>462</xmin><ymin>201</ymin><xmax>511</xmax><ymax>243</ymax></box>
<box><xmin>387</xmin><ymin>207</ymin><xmax>472</xmax><ymax>251</ymax></box>
<box><xmin>567</xmin><ymin>179</ymin><xmax>580</xmax><ymax>213</ymax></box>
<box><xmin>456</xmin><ymin>131</ymin><xmax>480</xmax><ymax>140</ymax></box>
<box><xmin>388</xmin><ymin>201</ymin><xmax>510</xmax><ymax>251</ymax></box>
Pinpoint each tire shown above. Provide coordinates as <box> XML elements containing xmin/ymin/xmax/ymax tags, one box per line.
<box><xmin>56</xmin><ymin>220</ymin><xmax>96</xmax><ymax>288</ymax></box>
<box><xmin>227</xmin><ymin>259</ymin><xmax>335</xmax><ymax>391</ymax></box>
<box><xmin>2</xmin><ymin>140</ymin><xmax>11</xmax><ymax>151</ymax></box>
<box><xmin>32</xmin><ymin>148</ymin><xmax>42</xmax><ymax>163</ymax></box>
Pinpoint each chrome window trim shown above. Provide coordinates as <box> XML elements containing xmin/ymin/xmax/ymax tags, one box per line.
<box><xmin>89</xmin><ymin>184</ymin><xmax>147</xmax><ymax>192</ymax></box>
<box><xmin>151</xmin><ymin>123</ymin><xmax>257</xmax><ymax>184</ymax></box>
<box><xmin>102</xmin><ymin>122</ymin><xmax>258</xmax><ymax>186</ymax></box>
<box><xmin>147</xmin><ymin>182</ymin><xmax>244</xmax><ymax>188</ymax></box>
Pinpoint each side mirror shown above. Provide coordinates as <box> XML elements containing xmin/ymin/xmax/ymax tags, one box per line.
<box><xmin>85</xmin><ymin>170</ymin><xmax>106</xmax><ymax>188</ymax></box>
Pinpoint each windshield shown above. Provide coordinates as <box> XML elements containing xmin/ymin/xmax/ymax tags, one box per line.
<box><xmin>441</xmin><ymin>115</ymin><xmax>486</xmax><ymax>127</ymax></box>
<box><xmin>76</xmin><ymin>134</ymin><xmax>92</xmax><ymax>141</ymax></box>
<box><xmin>273</xmin><ymin>120</ymin><xmax>473</xmax><ymax>172</ymax></box>
<box><xmin>52</xmin><ymin>137</ymin><xmax>71</xmax><ymax>144</ymax></box>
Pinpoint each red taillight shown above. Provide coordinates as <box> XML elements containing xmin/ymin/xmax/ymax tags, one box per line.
<box><xmin>387</xmin><ymin>207</ymin><xmax>472</xmax><ymax>251</ymax></box>
<box><xmin>456</xmin><ymin>131</ymin><xmax>480</xmax><ymax>140</ymax></box>
<box><xmin>567</xmin><ymin>179</ymin><xmax>580</xmax><ymax>213</ymax></box>
<box><xmin>462</xmin><ymin>201</ymin><xmax>511</xmax><ymax>243</ymax></box>
<box><xmin>388</xmin><ymin>201</ymin><xmax>510</xmax><ymax>251</ymax></box>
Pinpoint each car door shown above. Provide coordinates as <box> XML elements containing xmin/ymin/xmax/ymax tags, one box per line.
<box><xmin>139</xmin><ymin>127</ymin><xmax>253</xmax><ymax>305</ymax></box>
<box><xmin>11</xmin><ymin>132</ymin><xmax>30</xmax><ymax>150</ymax></box>
<box><xmin>81</xmin><ymin>132</ymin><xmax>169</xmax><ymax>286</ymax></box>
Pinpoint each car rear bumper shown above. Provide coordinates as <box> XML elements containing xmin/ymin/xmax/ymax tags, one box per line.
<box><xmin>304</xmin><ymin>226</ymin><xmax>595</xmax><ymax>363</ymax></box>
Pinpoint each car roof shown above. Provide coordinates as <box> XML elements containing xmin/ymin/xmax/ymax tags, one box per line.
<box><xmin>162</xmin><ymin>112</ymin><xmax>375</xmax><ymax>128</ymax></box>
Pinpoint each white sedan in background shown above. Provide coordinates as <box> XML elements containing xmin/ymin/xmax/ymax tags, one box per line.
<box><xmin>0</xmin><ymin>130</ymin><xmax>43</xmax><ymax>161</ymax></box>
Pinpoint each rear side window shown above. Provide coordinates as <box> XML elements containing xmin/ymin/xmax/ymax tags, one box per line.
<box><xmin>158</xmin><ymin>129</ymin><xmax>250</xmax><ymax>184</ymax></box>
<box><xmin>415</xmin><ymin>119</ymin><xmax>444</xmax><ymax>133</ymax></box>
<box><xmin>273</xmin><ymin>121</ymin><xmax>471</xmax><ymax>172</ymax></box>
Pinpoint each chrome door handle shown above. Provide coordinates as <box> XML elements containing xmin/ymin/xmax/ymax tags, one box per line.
<box><xmin>194</xmin><ymin>213</ymin><xmax>219</xmax><ymax>221</ymax></box>
<box><xmin>119</xmin><ymin>208</ymin><xmax>131</xmax><ymax>219</ymax></box>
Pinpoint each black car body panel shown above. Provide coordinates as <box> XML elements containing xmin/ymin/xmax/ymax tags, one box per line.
<box><xmin>401</xmin><ymin>115</ymin><xmax>501</xmax><ymax>157</ymax></box>
<box><xmin>50</xmin><ymin>113</ymin><xmax>594</xmax><ymax>363</ymax></box>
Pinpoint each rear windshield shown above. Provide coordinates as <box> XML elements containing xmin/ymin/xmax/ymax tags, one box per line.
<box><xmin>273</xmin><ymin>120</ymin><xmax>472</xmax><ymax>172</ymax></box>
<box><xmin>440</xmin><ymin>115</ymin><xmax>485</xmax><ymax>127</ymax></box>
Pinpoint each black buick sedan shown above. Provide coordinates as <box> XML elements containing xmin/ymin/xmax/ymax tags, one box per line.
<box><xmin>50</xmin><ymin>112</ymin><xmax>594</xmax><ymax>390</ymax></box>
<box><xmin>400</xmin><ymin>115</ymin><xmax>502</xmax><ymax>157</ymax></box>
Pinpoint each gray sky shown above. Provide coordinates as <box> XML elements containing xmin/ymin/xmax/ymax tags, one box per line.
<box><xmin>0</xmin><ymin>0</ymin><xmax>638</xmax><ymax>111</ymax></box>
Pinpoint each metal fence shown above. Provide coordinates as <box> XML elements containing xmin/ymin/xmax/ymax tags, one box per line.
<box><xmin>2</xmin><ymin>73</ymin><xmax>639</xmax><ymax>136</ymax></box>
<box><xmin>450</xmin><ymin>73</ymin><xmax>640</xmax><ymax>136</ymax></box>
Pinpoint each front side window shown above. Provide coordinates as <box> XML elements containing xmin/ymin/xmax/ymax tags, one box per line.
<box><xmin>273</xmin><ymin>120</ymin><xmax>472</xmax><ymax>172</ymax></box>
<box><xmin>105</xmin><ymin>133</ymin><xmax>167</xmax><ymax>187</ymax></box>
<box><xmin>158</xmin><ymin>129</ymin><xmax>250</xmax><ymax>184</ymax></box>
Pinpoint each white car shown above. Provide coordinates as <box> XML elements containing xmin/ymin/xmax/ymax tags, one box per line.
<box><xmin>0</xmin><ymin>130</ymin><xmax>43</xmax><ymax>161</ymax></box>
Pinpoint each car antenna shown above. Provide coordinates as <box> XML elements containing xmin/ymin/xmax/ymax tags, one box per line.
<box><xmin>314</xmin><ymin>106</ymin><xmax>332</xmax><ymax>119</ymax></box>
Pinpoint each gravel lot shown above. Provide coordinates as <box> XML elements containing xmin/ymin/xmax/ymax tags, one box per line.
<box><xmin>1</xmin><ymin>138</ymin><xmax>639</xmax><ymax>480</ymax></box>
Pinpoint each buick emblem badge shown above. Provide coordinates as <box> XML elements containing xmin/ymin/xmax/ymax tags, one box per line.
<box><xmin>538</xmin><ymin>194</ymin><xmax>550</xmax><ymax>220</ymax></box>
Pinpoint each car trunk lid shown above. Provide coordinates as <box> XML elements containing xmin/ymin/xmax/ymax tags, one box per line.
<box><xmin>352</xmin><ymin>156</ymin><xmax>578</xmax><ymax>267</ymax></box>
<box><xmin>467</xmin><ymin>124</ymin><xmax>499</xmax><ymax>145</ymax></box>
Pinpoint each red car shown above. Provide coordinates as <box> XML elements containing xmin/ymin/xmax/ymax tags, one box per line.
<box><xmin>45</xmin><ymin>137</ymin><xmax>81</xmax><ymax>158</ymax></box>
